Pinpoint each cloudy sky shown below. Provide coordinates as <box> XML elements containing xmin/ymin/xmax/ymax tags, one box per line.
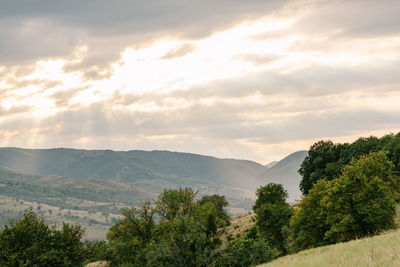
<box><xmin>1</xmin><ymin>0</ymin><xmax>400</xmax><ymax>163</ymax></box>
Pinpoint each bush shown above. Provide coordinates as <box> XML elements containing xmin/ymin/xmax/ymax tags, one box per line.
<box><xmin>213</xmin><ymin>227</ymin><xmax>273</xmax><ymax>267</ymax></box>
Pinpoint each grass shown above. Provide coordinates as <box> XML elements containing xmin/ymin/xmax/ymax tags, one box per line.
<box><xmin>260</xmin><ymin>229</ymin><xmax>400</xmax><ymax>267</ymax></box>
<box><xmin>222</xmin><ymin>214</ymin><xmax>255</xmax><ymax>243</ymax></box>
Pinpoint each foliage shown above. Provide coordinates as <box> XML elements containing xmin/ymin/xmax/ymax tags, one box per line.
<box><xmin>155</xmin><ymin>187</ymin><xmax>197</xmax><ymax>221</ymax></box>
<box><xmin>290</xmin><ymin>180</ymin><xmax>332</xmax><ymax>252</ymax></box>
<box><xmin>299</xmin><ymin>140</ymin><xmax>340</xmax><ymax>195</ymax></box>
<box><xmin>213</xmin><ymin>226</ymin><xmax>273</xmax><ymax>267</ymax></box>
<box><xmin>253</xmin><ymin>184</ymin><xmax>293</xmax><ymax>254</ymax></box>
<box><xmin>198</xmin><ymin>194</ymin><xmax>230</xmax><ymax>227</ymax></box>
<box><xmin>83</xmin><ymin>240</ymin><xmax>111</xmax><ymax>264</ymax></box>
<box><xmin>299</xmin><ymin>133</ymin><xmax>400</xmax><ymax>195</ymax></box>
<box><xmin>107</xmin><ymin>188</ymin><xmax>230</xmax><ymax>266</ymax></box>
<box><xmin>107</xmin><ymin>201</ymin><xmax>154</xmax><ymax>266</ymax></box>
<box><xmin>0</xmin><ymin>210</ymin><xmax>85</xmax><ymax>267</ymax></box>
<box><xmin>291</xmin><ymin>152</ymin><xmax>397</xmax><ymax>252</ymax></box>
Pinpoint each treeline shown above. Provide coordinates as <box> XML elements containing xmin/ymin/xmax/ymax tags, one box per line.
<box><xmin>1</xmin><ymin>132</ymin><xmax>400</xmax><ymax>266</ymax></box>
<box><xmin>0</xmin><ymin>187</ymin><xmax>281</xmax><ymax>266</ymax></box>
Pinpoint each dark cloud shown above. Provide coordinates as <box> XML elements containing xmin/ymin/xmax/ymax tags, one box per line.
<box><xmin>167</xmin><ymin>61</ymin><xmax>400</xmax><ymax>101</ymax></box>
<box><xmin>1</xmin><ymin>0</ymin><xmax>289</xmax><ymax>67</ymax></box>
<box><xmin>294</xmin><ymin>0</ymin><xmax>400</xmax><ymax>38</ymax></box>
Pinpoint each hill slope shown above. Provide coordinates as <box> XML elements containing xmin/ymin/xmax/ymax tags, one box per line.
<box><xmin>261</xmin><ymin>229</ymin><xmax>400</xmax><ymax>267</ymax></box>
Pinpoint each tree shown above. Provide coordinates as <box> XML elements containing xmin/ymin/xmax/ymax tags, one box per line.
<box><xmin>0</xmin><ymin>210</ymin><xmax>85</xmax><ymax>266</ymax></box>
<box><xmin>323</xmin><ymin>152</ymin><xmax>396</xmax><ymax>243</ymax></box>
<box><xmin>197</xmin><ymin>194</ymin><xmax>230</xmax><ymax>227</ymax></box>
<box><xmin>107</xmin><ymin>188</ymin><xmax>231</xmax><ymax>266</ymax></box>
<box><xmin>155</xmin><ymin>187</ymin><xmax>197</xmax><ymax>221</ymax></box>
<box><xmin>299</xmin><ymin>140</ymin><xmax>340</xmax><ymax>195</ymax></box>
<box><xmin>107</xmin><ymin>201</ymin><xmax>154</xmax><ymax>266</ymax></box>
<box><xmin>298</xmin><ymin>134</ymin><xmax>400</xmax><ymax>196</ymax></box>
<box><xmin>290</xmin><ymin>179</ymin><xmax>331</xmax><ymax>252</ymax></box>
<box><xmin>253</xmin><ymin>183</ymin><xmax>293</xmax><ymax>254</ymax></box>
<box><xmin>291</xmin><ymin>152</ymin><xmax>397</xmax><ymax>251</ymax></box>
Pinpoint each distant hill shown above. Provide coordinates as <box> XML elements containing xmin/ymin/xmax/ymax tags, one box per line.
<box><xmin>264</xmin><ymin>161</ymin><xmax>278</xmax><ymax>169</ymax></box>
<box><xmin>0</xmin><ymin>147</ymin><xmax>307</xmax><ymax>238</ymax></box>
<box><xmin>0</xmin><ymin>148</ymin><xmax>267</xmax><ymax>190</ymax></box>
<box><xmin>0</xmin><ymin>147</ymin><xmax>307</xmax><ymax>202</ymax></box>
<box><xmin>257</xmin><ymin>150</ymin><xmax>307</xmax><ymax>202</ymax></box>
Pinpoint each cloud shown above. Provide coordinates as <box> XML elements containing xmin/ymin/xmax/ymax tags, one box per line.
<box><xmin>0</xmin><ymin>105</ymin><xmax>32</xmax><ymax>117</ymax></box>
<box><xmin>160</xmin><ymin>43</ymin><xmax>197</xmax><ymax>60</ymax></box>
<box><xmin>0</xmin><ymin>0</ymin><xmax>290</xmax><ymax>68</ymax></box>
<box><xmin>233</xmin><ymin>53</ymin><xmax>281</xmax><ymax>66</ymax></box>
<box><xmin>2</xmin><ymin>0</ymin><xmax>400</xmax><ymax>163</ymax></box>
<box><xmin>294</xmin><ymin>0</ymin><xmax>400</xmax><ymax>38</ymax></box>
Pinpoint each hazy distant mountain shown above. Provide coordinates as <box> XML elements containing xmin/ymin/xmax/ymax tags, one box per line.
<box><xmin>0</xmin><ymin>148</ymin><xmax>267</xmax><ymax>190</ymax></box>
<box><xmin>257</xmin><ymin>150</ymin><xmax>308</xmax><ymax>202</ymax></box>
<box><xmin>264</xmin><ymin>161</ymin><xmax>278</xmax><ymax>169</ymax></box>
<box><xmin>0</xmin><ymin>147</ymin><xmax>307</xmax><ymax>206</ymax></box>
<box><xmin>0</xmin><ymin>147</ymin><xmax>307</xmax><ymax>239</ymax></box>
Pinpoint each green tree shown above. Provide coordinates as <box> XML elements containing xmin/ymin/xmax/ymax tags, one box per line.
<box><xmin>291</xmin><ymin>152</ymin><xmax>397</xmax><ymax>252</ymax></box>
<box><xmin>107</xmin><ymin>201</ymin><xmax>154</xmax><ymax>266</ymax></box>
<box><xmin>197</xmin><ymin>194</ymin><xmax>230</xmax><ymax>227</ymax></box>
<box><xmin>253</xmin><ymin>183</ymin><xmax>292</xmax><ymax>254</ymax></box>
<box><xmin>0</xmin><ymin>210</ymin><xmax>85</xmax><ymax>267</ymax></box>
<box><xmin>156</xmin><ymin>187</ymin><xmax>197</xmax><ymax>221</ymax></box>
<box><xmin>107</xmin><ymin>188</ymin><xmax>231</xmax><ymax>266</ymax></box>
<box><xmin>323</xmin><ymin>152</ymin><xmax>396</xmax><ymax>243</ymax></box>
<box><xmin>299</xmin><ymin>140</ymin><xmax>340</xmax><ymax>195</ymax></box>
<box><xmin>290</xmin><ymin>179</ymin><xmax>331</xmax><ymax>252</ymax></box>
<box><xmin>298</xmin><ymin>134</ymin><xmax>400</xmax><ymax>196</ymax></box>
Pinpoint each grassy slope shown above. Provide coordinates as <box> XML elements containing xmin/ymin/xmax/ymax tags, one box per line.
<box><xmin>261</xmin><ymin>229</ymin><xmax>400</xmax><ymax>267</ymax></box>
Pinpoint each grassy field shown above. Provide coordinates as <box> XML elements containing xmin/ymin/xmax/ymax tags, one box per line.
<box><xmin>260</xmin><ymin>229</ymin><xmax>400</xmax><ymax>267</ymax></box>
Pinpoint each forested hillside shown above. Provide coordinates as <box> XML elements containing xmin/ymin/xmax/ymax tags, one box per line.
<box><xmin>0</xmin><ymin>148</ymin><xmax>304</xmax><ymax>239</ymax></box>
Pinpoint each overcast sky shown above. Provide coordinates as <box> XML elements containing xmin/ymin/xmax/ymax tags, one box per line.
<box><xmin>1</xmin><ymin>0</ymin><xmax>400</xmax><ymax>163</ymax></box>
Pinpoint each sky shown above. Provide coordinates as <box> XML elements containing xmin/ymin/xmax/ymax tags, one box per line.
<box><xmin>1</xmin><ymin>0</ymin><xmax>400</xmax><ymax>164</ymax></box>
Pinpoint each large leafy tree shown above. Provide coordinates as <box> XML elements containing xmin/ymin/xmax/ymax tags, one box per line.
<box><xmin>107</xmin><ymin>201</ymin><xmax>155</xmax><ymax>266</ymax></box>
<box><xmin>107</xmin><ymin>188</ymin><xmax>230</xmax><ymax>266</ymax></box>
<box><xmin>299</xmin><ymin>140</ymin><xmax>340</xmax><ymax>195</ymax></box>
<box><xmin>299</xmin><ymin>133</ymin><xmax>400</xmax><ymax>195</ymax></box>
<box><xmin>291</xmin><ymin>152</ymin><xmax>397</xmax><ymax>252</ymax></box>
<box><xmin>0</xmin><ymin>210</ymin><xmax>85</xmax><ymax>267</ymax></box>
<box><xmin>253</xmin><ymin>183</ymin><xmax>292</xmax><ymax>254</ymax></box>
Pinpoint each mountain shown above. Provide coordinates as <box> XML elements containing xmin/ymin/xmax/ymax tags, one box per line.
<box><xmin>264</xmin><ymin>161</ymin><xmax>278</xmax><ymax>169</ymax></box>
<box><xmin>0</xmin><ymin>147</ymin><xmax>307</xmax><ymax>202</ymax></box>
<box><xmin>0</xmin><ymin>148</ymin><xmax>266</xmax><ymax>190</ymax></box>
<box><xmin>0</xmin><ymin>147</ymin><xmax>307</xmax><ymax>238</ymax></box>
<box><xmin>257</xmin><ymin>150</ymin><xmax>307</xmax><ymax>202</ymax></box>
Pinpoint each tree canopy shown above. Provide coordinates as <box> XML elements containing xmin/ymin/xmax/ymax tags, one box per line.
<box><xmin>299</xmin><ymin>133</ymin><xmax>400</xmax><ymax>195</ymax></box>
<box><xmin>0</xmin><ymin>210</ymin><xmax>85</xmax><ymax>267</ymax></box>
<box><xmin>291</xmin><ymin>152</ymin><xmax>397</xmax><ymax>252</ymax></box>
